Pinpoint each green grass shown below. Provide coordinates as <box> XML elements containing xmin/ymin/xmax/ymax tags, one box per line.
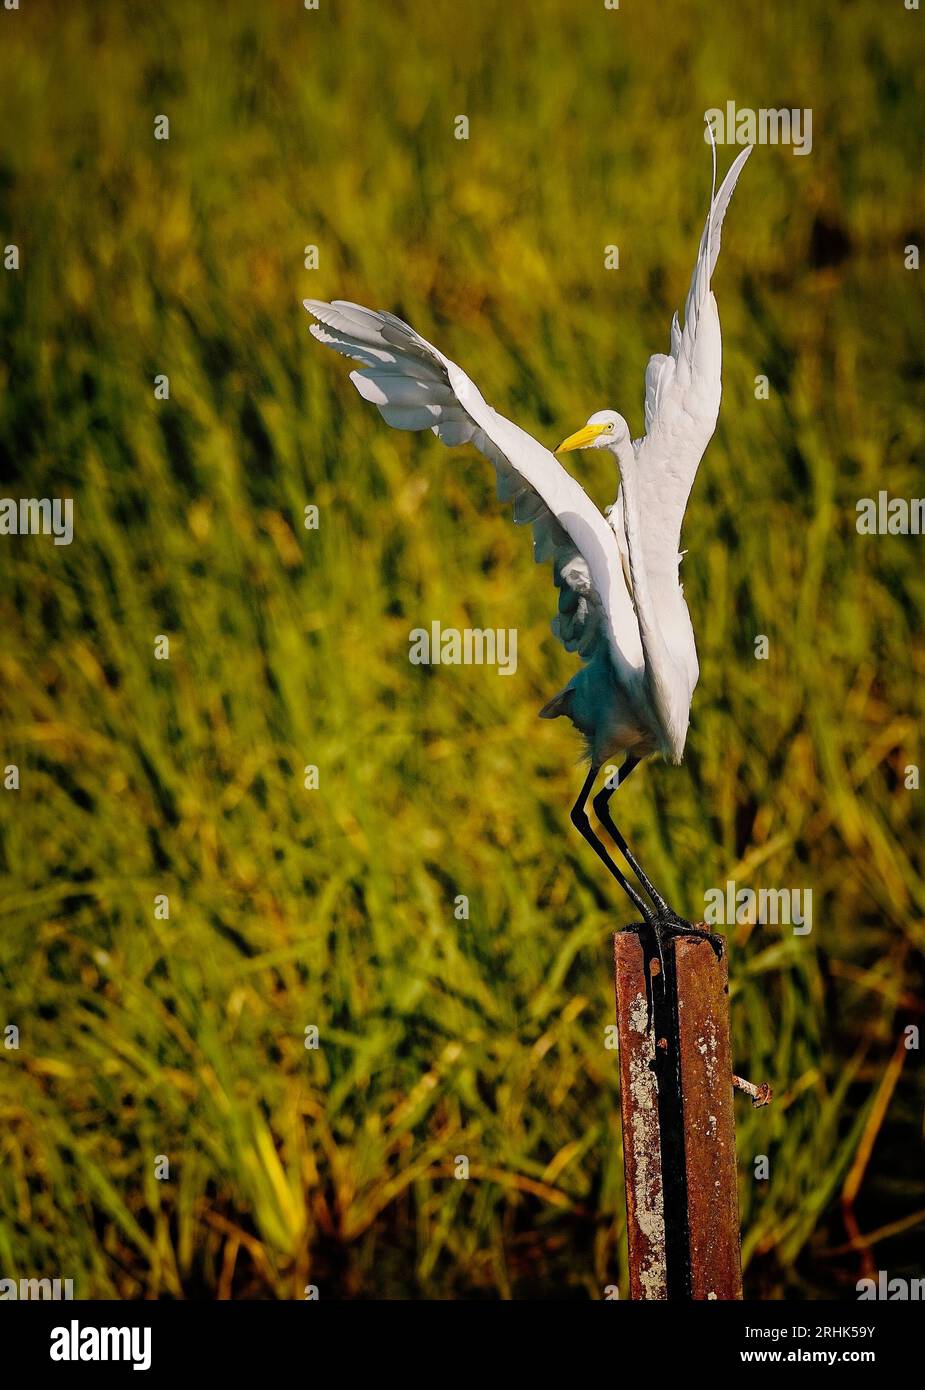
<box><xmin>0</xmin><ymin>0</ymin><xmax>923</xmax><ymax>1298</ymax></box>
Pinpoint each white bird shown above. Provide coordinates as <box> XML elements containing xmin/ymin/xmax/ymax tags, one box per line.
<box><xmin>304</xmin><ymin>141</ymin><xmax>751</xmax><ymax>948</ymax></box>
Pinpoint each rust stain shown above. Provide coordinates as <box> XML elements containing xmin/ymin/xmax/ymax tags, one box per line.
<box><xmin>614</xmin><ymin>933</ymin><xmax>667</xmax><ymax>1300</ymax></box>
<box><xmin>675</xmin><ymin>935</ymin><xmax>743</xmax><ymax>1300</ymax></box>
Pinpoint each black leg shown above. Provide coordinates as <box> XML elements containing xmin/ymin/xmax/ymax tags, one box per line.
<box><xmin>593</xmin><ymin>756</ymin><xmax>724</xmax><ymax>961</ymax></box>
<box><xmin>592</xmin><ymin>756</ymin><xmax>672</xmax><ymax>914</ymax></box>
<box><xmin>570</xmin><ymin>764</ymin><xmax>650</xmax><ymax>921</ymax></box>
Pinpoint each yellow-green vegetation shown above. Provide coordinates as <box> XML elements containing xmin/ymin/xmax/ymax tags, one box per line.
<box><xmin>0</xmin><ymin>0</ymin><xmax>923</xmax><ymax>1299</ymax></box>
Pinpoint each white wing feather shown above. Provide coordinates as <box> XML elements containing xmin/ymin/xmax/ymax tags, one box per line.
<box><xmin>631</xmin><ymin>146</ymin><xmax>751</xmax><ymax>575</ymax></box>
<box><xmin>305</xmin><ymin>299</ymin><xmax>644</xmax><ymax>677</ymax></box>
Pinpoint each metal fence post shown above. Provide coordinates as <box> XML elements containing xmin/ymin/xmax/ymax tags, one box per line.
<box><xmin>614</xmin><ymin>926</ymin><xmax>744</xmax><ymax>1300</ymax></box>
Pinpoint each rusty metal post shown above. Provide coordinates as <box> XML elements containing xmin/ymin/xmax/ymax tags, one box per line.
<box><xmin>613</xmin><ymin>930</ymin><xmax>668</xmax><ymax>1299</ymax></box>
<box><xmin>614</xmin><ymin>926</ymin><xmax>743</xmax><ymax>1300</ymax></box>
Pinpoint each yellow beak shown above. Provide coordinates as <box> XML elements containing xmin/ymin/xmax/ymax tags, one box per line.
<box><xmin>555</xmin><ymin>423</ymin><xmax>608</xmax><ymax>454</ymax></box>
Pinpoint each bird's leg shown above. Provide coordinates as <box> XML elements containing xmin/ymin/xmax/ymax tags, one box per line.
<box><xmin>570</xmin><ymin>765</ymin><xmax>651</xmax><ymax>921</ymax></box>
<box><xmin>593</xmin><ymin>757</ymin><xmax>723</xmax><ymax>961</ymax></box>
<box><xmin>574</xmin><ymin>759</ymin><xmax>665</xmax><ymax>1034</ymax></box>
<box><xmin>592</xmin><ymin>756</ymin><xmax>668</xmax><ymax>911</ymax></box>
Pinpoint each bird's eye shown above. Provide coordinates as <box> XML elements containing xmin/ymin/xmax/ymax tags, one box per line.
<box><xmin>606</xmin><ymin>422</ymin><xmax>615</xmax><ymax>432</ymax></box>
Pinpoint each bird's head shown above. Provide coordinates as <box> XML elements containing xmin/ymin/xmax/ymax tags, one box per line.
<box><xmin>555</xmin><ymin>410</ymin><xmax>630</xmax><ymax>455</ymax></box>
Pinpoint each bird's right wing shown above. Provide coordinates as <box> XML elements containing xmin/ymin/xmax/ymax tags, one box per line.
<box><xmin>631</xmin><ymin>146</ymin><xmax>751</xmax><ymax>574</ymax></box>
<box><xmin>305</xmin><ymin>299</ymin><xmax>644</xmax><ymax>677</ymax></box>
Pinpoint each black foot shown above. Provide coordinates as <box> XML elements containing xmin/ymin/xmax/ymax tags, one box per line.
<box><xmin>621</xmin><ymin>911</ymin><xmax>725</xmax><ymax>1036</ymax></box>
<box><xmin>652</xmin><ymin>910</ymin><xmax>724</xmax><ymax>961</ymax></box>
<box><xmin>621</xmin><ymin>911</ymin><xmax>724</xmax><ymax>961</ymax></box>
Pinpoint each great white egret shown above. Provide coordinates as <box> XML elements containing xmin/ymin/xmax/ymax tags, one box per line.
<box><xmin>304</xmin><ymin>141</ymin><xmax>751</xmax><ymax>955</ymax></box>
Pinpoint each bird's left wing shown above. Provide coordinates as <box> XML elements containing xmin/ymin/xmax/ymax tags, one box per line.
<box><xmin>305</xmin><ymin>299</ymin><xmax>644</xmax><ymax>678</ymax></box>
<box><xmin>631</xmin><ymin>145</ymin><xmax>751</xmax><ymax>575</ymax></box>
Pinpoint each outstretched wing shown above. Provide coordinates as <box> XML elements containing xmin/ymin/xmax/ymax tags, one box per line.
<box><xmin>631</xmin><ymin>146</ymin><xmax>751</xmax><ymax>575</ymax></box>
<box><xmin>305</xmin><ymin>299</ymin><xmax>644</xmax><ymax>677</ymax></box>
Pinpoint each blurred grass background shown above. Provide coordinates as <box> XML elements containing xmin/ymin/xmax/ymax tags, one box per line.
<box><xmin>0</xmin><ymin>0</ymin><xmax>923</xmax><ymax>1299</ymax></box>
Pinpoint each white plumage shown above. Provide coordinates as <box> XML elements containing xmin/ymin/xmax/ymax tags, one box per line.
<box><xmin>305</xmin><ymin>140</ymin><xmax>751</xmax><ymax>928</ymax></box>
